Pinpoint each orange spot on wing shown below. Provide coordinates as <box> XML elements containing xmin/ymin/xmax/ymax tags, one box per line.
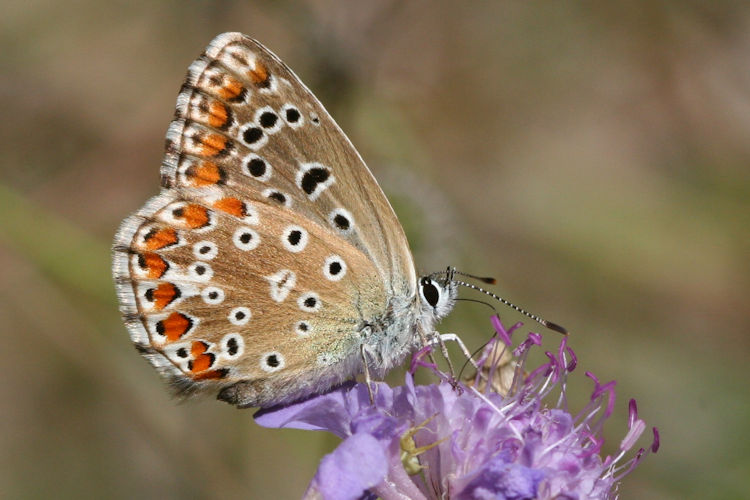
<box><xmin>218</xmin><ymin>78</ymin><xmax>244</xmax><ymax>100</ymax></box>
<box><xmin>140</xmin><ymin>253</ymin><xmax>168</xmax><ymax>279</ymax></box>
<box><xmin>152</xmin><ymin>282</ymin><xmax>180</xmax><ymax>311</ymax></box>
<box><xmin>190</xmin><ymin>341</ymin><xmax>208</xmax><ymax>357</ymax></box>
<box><xmin>248</xmin><ymin>61</ymin><xmax>269</xmax><ymax>86</ymax></box>
<box><xmin>191</xmin><ymin>353</ymin><xmax>214</xmax><ymax>373</ymax></box>
<box><xmin>199</xmin><ymin>133</ymin><xmax>230</xmax><ymax>157</ymax></box>
<box><xmin>193</xmin><ymin>368</ymin><xmax>228</xmax><ymax>380</ymax></box>
<box><xmin>176</xmin><ymin>204</ymin><xmax>210</xmax><ymax>228</ymax></box>
<box><xmin>189</xmin><ymin>342</ymin><xmax>214</xmax><ymax>373</ymax></box>
<box><xmin>187</xmin><ymin>161</ymin><xmax>223</xmax><ymax>186</ymax></box>
<box><xmin>158</xmin><ymin>312</ymin><xmax>192</xmax><ymax>342</ymax></box>
<box><xmin>143</xmin><ymin>227</ymin><xmax>178</xmax><ymax>250</ymax></box>
<box><xmin>208</xmin><ymin>101</ymin><xmax>229</xmax><ymax>129</ymax></box>
<box><xmin>213</xmin><ymin>197</ymin><xmax>246</xmax><ymax>217</ymax></box>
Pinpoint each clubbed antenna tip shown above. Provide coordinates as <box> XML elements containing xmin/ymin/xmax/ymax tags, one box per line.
<box><xmin>544</xmin><ymin>321</ymin><xmax>568</xmax><ymax>336</ymax></box>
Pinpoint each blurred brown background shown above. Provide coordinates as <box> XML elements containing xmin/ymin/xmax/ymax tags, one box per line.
<box><xmin>2</xmin><ymin>1</ymin><xmax>748</xmax><ymax>499</ymax></box>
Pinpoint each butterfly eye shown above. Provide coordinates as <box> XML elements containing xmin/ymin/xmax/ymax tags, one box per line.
<box><xmin>420</xmin><ymin>278</ymin><xmax>440</xmax><ymax>308</ymax></box>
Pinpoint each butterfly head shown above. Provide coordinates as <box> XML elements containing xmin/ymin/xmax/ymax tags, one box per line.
<box><xmin>417</xmin><ymin>275</ymin><xmax>458</xmax><ymax>322</ymax></box>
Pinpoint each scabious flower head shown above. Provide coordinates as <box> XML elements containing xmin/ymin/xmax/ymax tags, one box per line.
<box><xmin>255</xmin><ymin>317</ymin><xmax>659</xmax><ymax>500</ymax></box>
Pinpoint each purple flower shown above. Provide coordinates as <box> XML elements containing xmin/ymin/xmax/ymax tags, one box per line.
<box><xmin>255</xmin><ymin>317</ymin><xmax>659</xmax><ymax>500</ymax></box>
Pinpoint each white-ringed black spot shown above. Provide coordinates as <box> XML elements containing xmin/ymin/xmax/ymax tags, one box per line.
<box><xmin>233</xmin><ymin>227</ymin><xmax>260</xmax><ymax>251</ymax></box>
<box><xmin>242</xmin><ymin>153</ymin><xmax>273</xmax><ymax>182</ymax></box>
<box><xmin>228</xmin><ymin>306</ymin><xmax>251</xmax><ymax>326</ymax></box>
<box><xmin>254</xmin><ymin>106</ymin><xmax>283</xmax><ymax>134</ymax></box>
<box><xmin>221</xmin><ymin>333</ymin><xmax>245</xmax><ymax>359</ymax></box>
<box><xmin>260</xmin><ymin>351</ymin><xmax>285</xmax><ymax>372</ymax></box>
<box><xmin>201</xmin><ymin>286</ymin><xmax>225</xmax><ymax>305</ymax></box>
<box><xmin>177</xmin><ymin>347</ymin><xmax>188</xmax><ymax>358</ymax></box>
<box><xmin>247</xmin><ymin>158</ymin><xmax>267</xmax><ymax>177</ymax></box>
<box><xmin>301</xmin><ymin>168</ymin><xmax>329</xmax><ymax>195</ymax></box>
<box><xmin>193</xmin><ymin>240</ymin><xmax>218</xmax><ymax>260</ymax></box>
<box><xmin>259</xmin><ymin>111</ymin><xmax>278</xmax><ymax>128</ymax></box>
<box><xmin>297</xmin><ymin>163</ymin><xmax>334</xmax><ymax>200</ymax></box>
<box><xmin>248</xmin><ymin>158</ymin><xmax>266</xmax><ymax>176</ymax></box>
<box><xmin>286</xmin><ymin>108</ymin><xmax>300</xmax><ymax>122</ymax></box>
<box><xmin>295</xmin><ymin>321</ymin><xmax>310</xmax><ymax>336</ymax></box>
<box><xmin>310</xmin><ymin>112</ymin><xmax>320</xmax><ymax>125</ymax></box>
<box><xmin>281</xmin><ymin>225</ymin><xmax>309</xmax><ymax>253</ymax></box>
<box><xmin>329</xmin><ymin>208</ymin><xmax>354</xmax><ymax>234</ymax></box>
<box><xmin>282</xmin><ymin>104</ymin><xmax>304</xmax><ymax>128</ymax></box>
<box><xmin>323</xmin><ymin>255</ymin><xmax>347</xmax><ymax>281</ymax></box>
<box><xmin>262</xmin><ymin>188</ymin><xmax>291</xmax><ymax>207</ymax></box>
<box><xmin>243</xmin><ymin>127</ymin><xmax>263</xmax><ymax>144</ymax></box>
<box><xmin>334</xmin><ymin>214</ymin><xmax>349</xmax><ymax>229</ymax></box>
<box><xmin>144</xmin><ymin>288</ymin><xmax>154</xmax><ymax>302</ymax></box>
<box><xmin>298</xmin><ymin>292</ymin><xmax>321</xmax><ymax>312</ymax></box>
<box><xmin>269</xmin><ymin>192</ymin><xmax>285</xmax><ymax>203</ymax></box>
<box><xmin>188</xmin><ymin>262</ymin><xmax>213</xmax><ymax>282</ymax></box>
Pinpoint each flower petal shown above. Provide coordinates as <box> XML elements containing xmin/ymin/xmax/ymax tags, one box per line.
<box><xmin>456</xmin><ymin>452</ymin><xmax>546</xmax><ymax>500</ymax></box>
<box><xmin>254</xmin><ymin>382</ymin><xmax>360</xmax><ymax>438</ymax></box>
<box><xmin>305</xmin><ymin>433</ymin><xmax>388</xmax><ymax>500</ymax></box>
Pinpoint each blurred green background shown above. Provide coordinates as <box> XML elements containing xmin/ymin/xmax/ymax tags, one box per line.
<box><xmin>2</xmin><ymin>1</ymin><xmax>748</xmax><ymax>498</ymax></box>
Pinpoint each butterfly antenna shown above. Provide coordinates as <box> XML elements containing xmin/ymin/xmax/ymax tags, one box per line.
<box><xmin>456</xmin><ymin>297</ymin><xmax>500</xmax><ymax>315</ymax></box>
<box><xmin>452</xmin><ymin>270</ymin><xmax>497</xmax><ymax>285</ymax></box>
<box><xmin>453</xmin><ymin>279</ymin><xmax>568</xmax><ymax>335</ymax></box>
<box><xmin>431</xmin><ymin>268</ymin><xmax>496</xmax><ymax>285</ymax></box>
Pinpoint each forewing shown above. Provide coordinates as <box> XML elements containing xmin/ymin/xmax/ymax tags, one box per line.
<box><xmin>162</xmin><ymin>33</ymin><xmax>415</xmax><ymax>295</ymax></box>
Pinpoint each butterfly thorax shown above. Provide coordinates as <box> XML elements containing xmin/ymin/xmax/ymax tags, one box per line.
<box><xmin>363</xmin><ymin>275</ymin><xmax>458</xmax><ymax>377</ymax></box>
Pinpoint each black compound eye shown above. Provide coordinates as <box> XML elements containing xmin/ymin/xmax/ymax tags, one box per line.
<box><xmin>421</xmin><ymin>278</ymin><xmax>440</xmax><ymax>307</ymax></box>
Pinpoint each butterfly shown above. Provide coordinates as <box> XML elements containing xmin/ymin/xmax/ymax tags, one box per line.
<box><xmin>112</xmin><ymin>33</ymin><xmax>460</xmax><ymax>408</ymax></box>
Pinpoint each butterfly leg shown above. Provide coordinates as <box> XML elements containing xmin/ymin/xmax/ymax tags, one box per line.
<box><xmin>360</xmin><ymin>343</ymin><xmax>376</xmax><ymax>404</ymax></box>
<box><xmin>437</xmin><ymin>333</ymin><xmax>481</xmax><ymax>371</ymax></box>
<box><xmin>435</xmin><ymin>333</ymin><xmax>458</xmax><ymax>382</ymax></box>
<box><xmin>431</xmin><ymin>333</ymin><xmax>486</xmax><ymax>388</ymax></box>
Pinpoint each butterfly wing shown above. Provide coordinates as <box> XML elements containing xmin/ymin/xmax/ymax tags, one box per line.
<box><xmin>164</xmin><ymin>33</ymin><xmax>416</xmax><ymax>294</ymax></box>
<box><xmin>113</xmin><ymin>33</ymin><xmax>418</xmax><ymax>408</ymax></box>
